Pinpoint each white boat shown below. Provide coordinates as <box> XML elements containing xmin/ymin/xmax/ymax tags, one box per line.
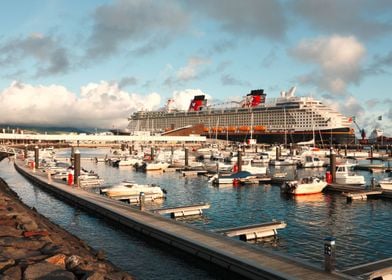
<box><xmin>204</xmin><ymin>161</ymin><xmax>233</xmax><ymax>173</ymax></box>
<box><xmin>100</xmin><ymin>181</ymin><xmax>165</xmax><ymax>199</ymax></box>
<box><xmin>379</xmin><ymin>177</ymin><xmax>392</xmax><ymax>190</ymax></box>
<box><xmin>118</xmin><ymin>157</ymin><xmax>143</xmax><ymax>166</ymax></box>
<box><xmin>335</xmin><ymin>164</ymin><xmax>365</xmax><ymax>185</ymax></box>
<box><xmin>269</xmin><ymin>157</ymin><xmax>297</xmax><ymax>166</ymax></box>
<box><xmin>281</xmin><ymin>176</ymin><xmax>327</xmax><ymax>195</ymax></box>
<box><xmin>298</xmin><ymin>154</ymin><xmax>326</xmax><ymax>168</ymax></box>
<box><xmin>210</xmin><ymin>171</ymin><xmax>257</xmax><ymax>185</ymax></box>
<box><xmin>251</xmin><ymin>153</ymin><xmax>270</xmax><ymax>164</ymax></box>
<box><xmin>240</xmin><ymin>161</ymin><xmax>267</xmax><ymax>175</ymax></box>
<box><xmin>144</xmin><ymin>161</ymin><xmax>170</xmax><ymax>171</ymax></box>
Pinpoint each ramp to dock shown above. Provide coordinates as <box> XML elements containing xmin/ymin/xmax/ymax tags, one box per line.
<box><xmin>14</xmin><ymin>161</ymin><xmax>353</xmax><ymax>280</ymax></box>
<box><xmin>341</xmin><ymin>258</ymin><xmax>392</xmax><ymax>279</ymax></box>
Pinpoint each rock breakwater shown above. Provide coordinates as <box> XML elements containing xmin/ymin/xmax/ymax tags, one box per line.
<box><xmin>0</xmin><ymin>175</ymin><xmax>133</xmax><ymax>280</ymax></box>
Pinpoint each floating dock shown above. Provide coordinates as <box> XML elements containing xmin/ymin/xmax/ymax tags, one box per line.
<box><xmin>14</xmin><ymin>161</ymin><xmax>352</xmax><ymax>280</ymax></box>
<box><xmin>216</xmin><ymin>221</ymin><xmax>287</xmax><ymax>241</ymax></box>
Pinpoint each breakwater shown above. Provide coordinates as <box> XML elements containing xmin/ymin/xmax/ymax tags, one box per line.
<box><xmin>0</xmin><ymin>175</ymin><xmax>133</xmax><ymax>279</ymax></box>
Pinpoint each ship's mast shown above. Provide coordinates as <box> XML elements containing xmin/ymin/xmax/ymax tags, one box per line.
<box><xmin>284</xmin><ymin>107</ymin><xmax>287</xmax><ymax>146</ymax></box>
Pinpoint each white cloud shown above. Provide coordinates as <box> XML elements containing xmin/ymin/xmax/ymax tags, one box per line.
<box><xmin>291</xmin><ymin>35</ymin><xmax>366</xmax><ymax>94</ymax></box>
<box><xmin>0</xmin><ymin>81</ymin><xmax>161</xmax><ymax>129</ymax></box>
<box><xmin>176</xmin><ymin>57</ymin><xmax>211</xmax><ymax>81</ymax></box>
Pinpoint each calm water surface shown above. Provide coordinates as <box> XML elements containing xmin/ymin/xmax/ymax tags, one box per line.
<box><xmin>1</xmin><ymin>148</ymin><xmax>391</xmax><ymax>279</ymax></box>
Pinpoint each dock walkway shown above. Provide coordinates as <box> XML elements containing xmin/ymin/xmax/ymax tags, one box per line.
<box><xmin>14</xmin><ymin>161</ymin><xmax>353</xmax><ymax>280</ymax></box>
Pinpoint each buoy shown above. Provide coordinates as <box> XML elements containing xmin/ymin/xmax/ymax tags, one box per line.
<box><xmin>233</xmin><ymin>178</ymin><xmax>240</xmax><ymax>186</ymax></box>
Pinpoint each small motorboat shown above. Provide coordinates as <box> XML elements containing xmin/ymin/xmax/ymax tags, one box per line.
<box><xmin>100</xmin><ymin>180</ymin><xmax>165</xmax><ymax>199</ymax></box>
<box><xmin>335</xmin><ymin>164</ymin><xmax>365</xmax><ymax>185</ymax></box>
<box><xmin>298</xmin><ymin>155</ymin><xmax>326</xmax><ymax>168</ymax></box>
<box><xmin>281</xmin><ymin>176</ymin><xmax>327</xmax><ymax>195</ymax></box>
<box><xmin>209</xmin><ymin>171</ymin><xmax>257</xmax><ymax>185</ymax></box>
<box><xmin>379</xmin><ymin>177</ymin><xmax>392</xmax><ymax>190</ymax></box>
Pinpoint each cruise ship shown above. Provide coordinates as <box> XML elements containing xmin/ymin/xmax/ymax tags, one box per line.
<box><xmin>118</xmin><ymin>87</ymin><xmax>356</xmax><ymax>145</ymax></box>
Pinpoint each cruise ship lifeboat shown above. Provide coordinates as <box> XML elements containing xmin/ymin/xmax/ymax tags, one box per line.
<box><xmin>239</xmin><ymin>126</ymin><xmax>250</xmax><ymax>132</ymax></box>
<box><xmin>254</xmin><ymin>125</ymin><xmax>266</xmax><ymax>131</ymax></box>
<box><xmin>227</xmin><ymin>126</ymin><xmax>236</xmax><ymax>132</ymax></box>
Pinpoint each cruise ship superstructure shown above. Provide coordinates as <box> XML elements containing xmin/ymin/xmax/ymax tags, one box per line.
<box><xmin>122</xmin><ymin>87</ymin><xmax>356</xmax><ymax>145</ymax></box>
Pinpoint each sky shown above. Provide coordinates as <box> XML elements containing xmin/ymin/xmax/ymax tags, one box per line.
<box><xmin>0</xmin><ymin>0</ymin><xmax>391</xmax><ymax>137</ymax></box>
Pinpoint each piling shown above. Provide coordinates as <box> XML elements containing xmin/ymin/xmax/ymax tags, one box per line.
<box><xmin>34</xmin><ymin>146</ymin><xmax>39</xmax><ymax>169</ymax></box>
<box><xmin>129</xmin><ymin>145</ymin><xmax>133</xmax><ymax>155</ymax></box>
<box><xmin>370</xmin><ymin>146</ymin><xmax>373</xmax><ymax>158</ymax></box>
<box><xmin>330</xmin><ymin>148</ymin><xmax>336</xmax><ymax>183</ymax></box>
<box><xmin>289</xmin><ymin>143</ymin><xmax>293</xmax><ymax>156</ymax></box>
<box><xmin>237</xmin><ymin>151</ymin><xmax>242</xmax><ymax>172</ymax></box>
<box><xmin>24</xmin><ymin>145</ymin><xmax>28</xmax><ymax>159</ymax></box>
<box><xmin>121</xmin><ymin>143</ymin><xmax>126</xmax><ymax>151</ymax></box>
<box><xmin>324</xmin><ymin>237</ymin><xmax>336</xmax><ymax>272</ymax></box>
<box><xmin>74</xmin><ymin>150</ymin><xmax>81</xmax><ymax>187</ymax></box>
<box><xmin>70</xmin><ymin>146</ymin><xmax>75</xmax><ymax>164</ymax></box>
<box><xmin>344</xmin><ymin>145</ymin><xmax>347</xmax><ymax>157</ymax></box>
<box><xmin>185</xmin><ymin>148</ymin><xmax>189</xmax><ymax>167</ymax></box>
<box><xmin>139</xmin><ymin>192</ymin><xmax>145</xmax><ymax>211</ymax></box>
<box><xmin>150</xmin><ymin>147</ymin><xmax>154</xmax><ymax>161</ymax></box>
<box><xmin>276</xmin><ymin>146</ymin><xmax>280</xmax><ymax>160</ymax></box>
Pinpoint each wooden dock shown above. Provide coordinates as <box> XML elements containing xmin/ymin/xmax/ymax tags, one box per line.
<box><xmin>14</xmin><ymin>161</ymin><xmax>353</xmax><ymax>280</ymax></box>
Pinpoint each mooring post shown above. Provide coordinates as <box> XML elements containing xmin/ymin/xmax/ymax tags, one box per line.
<box><xmin>150</xmin><ymin>146</ymin><xmax>154</xmax><ymax>161</ymax></box>
<box><xmin>139</xmin><ymin>192</ymin><xmax>145</xmax><ymax>211</ymax></box>
<box><xmin>34</xmin><ymin>146</ymin><xmax>39</xmax><ymax>170</ymax></box>
<box><xmin>74</xmin><ymin>149</ymin><xmax>81</xmax><ymax>187</ymax></box>
<box><xmin>70</xmin><ymin>146</ymin><xmax>75</xmax><ymax>164</ymax></box>
<box><xmin>389</xmin><ymin>145</ymin><xmax>392</xmax><ymax>157</ymax></box>
<box><xmin>330</xmin><ymin>148</ymin><xmax>336</xmax><ymax>183</ymax></box>
<box><xmin>237</xmin><ymin>150</ymin><xmax>242</xmax><ymax>172</ymax></box>
<box><xmin>276</xmin><ymin>146</ymin><xmax>280</xmax><ymax>161</ymax></box>
<box><xmin>344</xmin><ymin>145</ymin><xmax>347</xmax><ymax>157</ymax></box>
<box><xmin>370</xmin><ymin>145</ymin><xmax>373</xmax><ymax>159</ymax></box>
<box><xmin>24</xmin><ymin>144</ymin><xmax>28</xmax><ymax>159</ymax></box>
<box><xmin>121</xmin><ymin>143</ymin><xmax>125</xmax><ymax>151</ymax></box>
<box><xmin>184</xmin><ymin>148</ymin><xmax>189</xmax><ymax>167</ymax></box>
<box><xmin>324</xmin><ymin>237</ymin><xmax>336</xmax><ymax>272</ymax></box>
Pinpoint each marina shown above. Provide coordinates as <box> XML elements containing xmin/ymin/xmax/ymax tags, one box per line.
<box><xmin>1</xmin><ymin>143</ymin><xmax>392</xmax><ymax>279</ymax></box>
<box><xmin>2</xmin><ymin>2</ymin><xmax>392</xmax><ymax>279</ymax></box>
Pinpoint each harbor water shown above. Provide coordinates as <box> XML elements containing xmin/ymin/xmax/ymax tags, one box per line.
<box><xmin>1</xmin><ymin>148</ymin><xmax>392</xmax><ymax>279</ymax></box>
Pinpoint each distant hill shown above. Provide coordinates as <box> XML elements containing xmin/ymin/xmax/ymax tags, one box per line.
<box><xmin>0</xmin><ymin>124</ymin><xmax>107</xmax><ymax>135</ymax></box>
